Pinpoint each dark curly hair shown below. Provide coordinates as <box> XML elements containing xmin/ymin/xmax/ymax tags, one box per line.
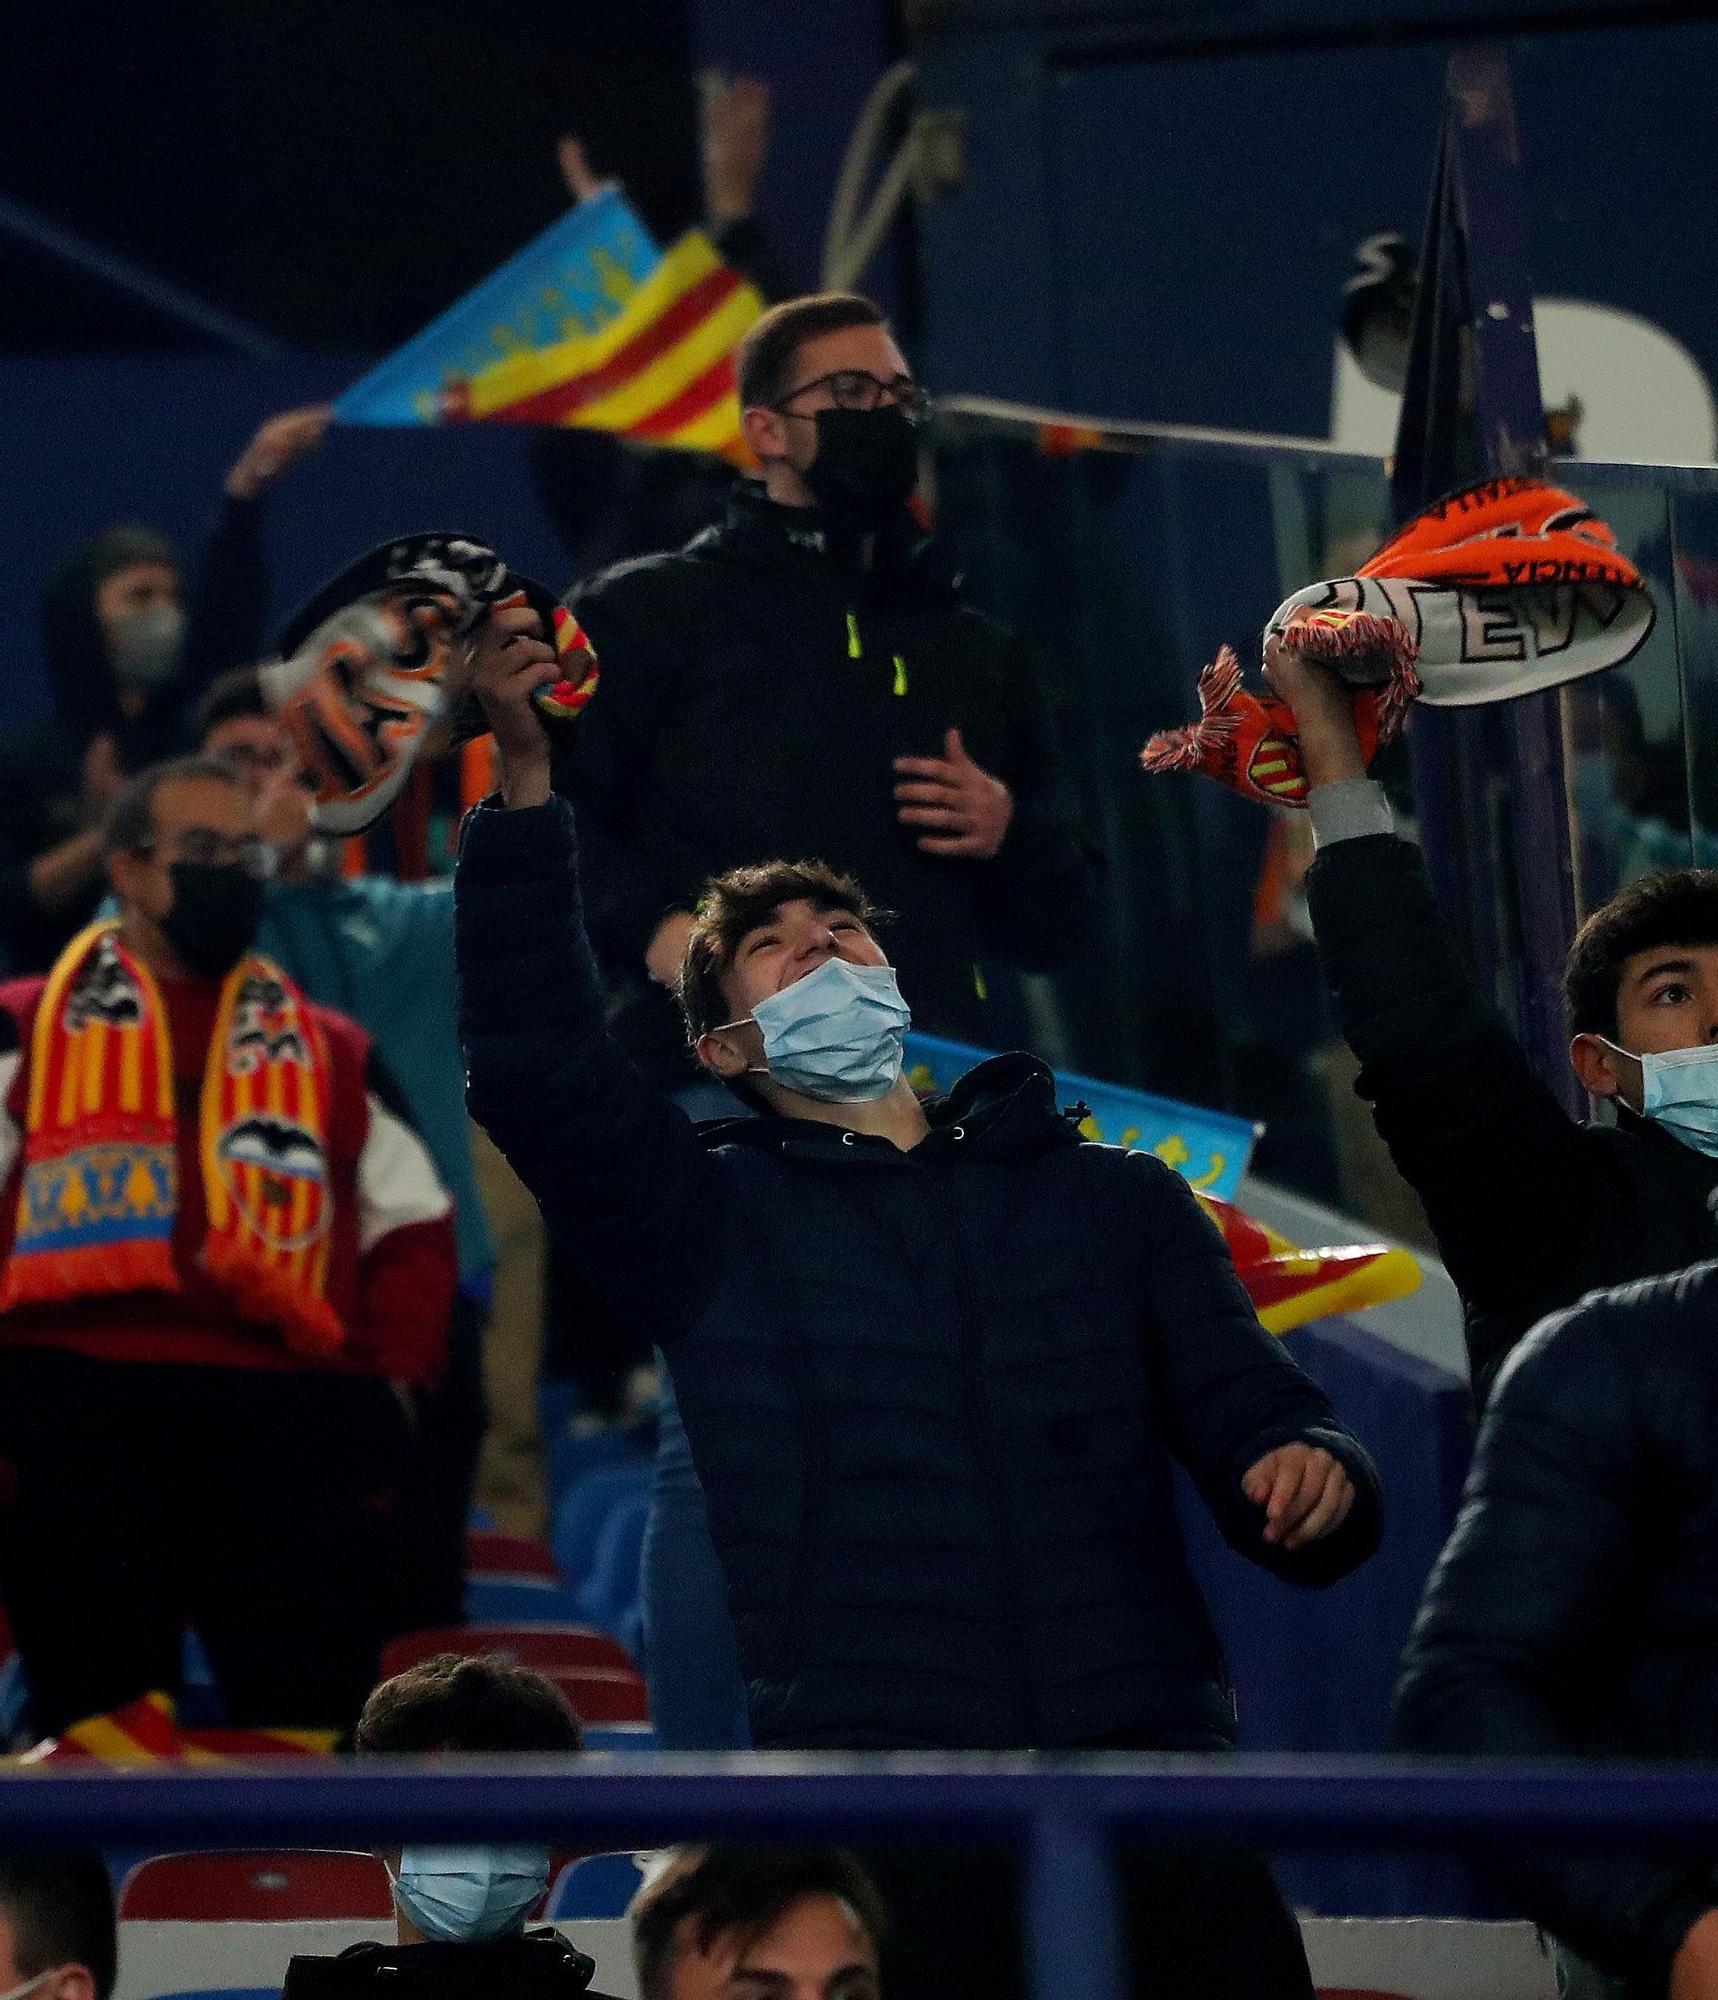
<box><xmin>677</xmin><ymin>859</ymin><xmax>886</xmax><ymax>1046</ymax></box>
<box><xmin>1565</xmin><ymin>868</ymin><xmax>1718</xmax><ymax>1039</ymax></box>
<box><xmin>354</xmin><ymin>1652</ymin><xmax>583</xmax><ymax>1755</ymax></box>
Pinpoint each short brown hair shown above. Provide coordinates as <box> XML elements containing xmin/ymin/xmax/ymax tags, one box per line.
<box><xmin>354</xmin><ymin>1652</ymin><xmax>583</xmax><ymax>1754</ymax></box>
<box><xmin>736</xmin><ymin>293</ymin><xmax>888</xmax><ymax>411</ymax></box>
<box><xmin>1564</xmin><ymin>868</ymin><xmax>1718</xmax><ymax>1039</ymax></box>
<box><xmin>194</xmin><ymin>664</ymin><xmax>269</xmax><ymax>743</ymax></box>
<box><xmin>631</xmin><ymin>1846</ymin><xmax>886</xmax><ymax>2000</ymax></box>
<box><xmin>677</xmin><ymin>859</ymin><xmax>883</xmax><ymax>1043</ymax></box>
<box><xmin>103</xmin><ymin>753</ymin><xmax>247</xmax><ymax>859</ymax></box>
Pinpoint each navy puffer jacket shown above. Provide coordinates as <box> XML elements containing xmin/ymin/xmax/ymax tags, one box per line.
<box><xmin>456</xmin><ymin>794</ymin><xmax>1383</xmax><ymax>1751</ymax></box>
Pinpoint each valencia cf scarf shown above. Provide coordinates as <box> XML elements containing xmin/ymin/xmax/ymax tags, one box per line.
<box><xmin>1141</xmin><ymin>476</ymin><xmax>1655</xmax><ymax>806</ymax></box>
<box><xmin>0</xmin><ymin>925</ymin><xmax>341</xmax><ymax>1359</ymax></box>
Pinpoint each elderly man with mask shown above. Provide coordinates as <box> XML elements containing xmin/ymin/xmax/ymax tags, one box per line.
<box><xmin>0</xmin><ymin>404</ymin><xmax>330</xmax><ymax>977</ymax></box>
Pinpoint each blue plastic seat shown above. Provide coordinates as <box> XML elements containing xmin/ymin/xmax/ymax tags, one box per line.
<box><xmin>551</xmin><ymin>1462</ymin><xmax>651</xmax><ymax>1590</ymax></box>
<box><xmin>547</xmin><ymin>1849</ymin><xmax>649</xmax><ymax>1920</ymax></box>
<box><xmin>575</xmin><ymin>1487</ymin><xmax>650</xmax><ymax>1655</ymax></box>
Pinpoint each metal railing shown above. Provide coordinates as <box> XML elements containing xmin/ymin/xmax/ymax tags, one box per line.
<box><xmin>9</xmin><ymin>1754</ymin><xmax>1718</xmax><ymax>1999</ymax></box>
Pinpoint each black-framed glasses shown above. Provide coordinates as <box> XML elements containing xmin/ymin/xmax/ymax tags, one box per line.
<box><xmin>136</xmin><ymin>830</ymin><xmax>272</xmax><ymax>878</ymax></box>
<box><xmin>775</xmin><ymin>369</ymin><xmax>931</xmax><ymax>423</ymax></box>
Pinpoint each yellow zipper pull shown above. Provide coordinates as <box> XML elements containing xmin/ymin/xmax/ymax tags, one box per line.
<box><xmin>892</xmin><ymin>654</ymin><xmax>908</xmax><ymax>698</ymax></box>
<box><xmin>846</xmin><ymin>611</ymin><xmax>862</xmax><ymax>660</ymax></box>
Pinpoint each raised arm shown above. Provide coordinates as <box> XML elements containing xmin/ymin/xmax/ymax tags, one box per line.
<box><xmin>455</xmin><ymin>604</ymin><xmax>724</xmax><ymax>1343</ymax></box>
<box><xmin>1128</xmin><ymin>1152</ymin><xmax>1383</xmax><ymax>1587</ymax></box>
<box><xmin>1266</xmin><ymin>638</ymin><xmax>1613</xmax><ymax>1388</ymax></box>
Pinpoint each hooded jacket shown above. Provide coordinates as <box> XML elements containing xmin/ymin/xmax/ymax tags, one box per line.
<box><xmin>456</xmin><ymin>792</ymin><xmax>1382</xmax><ymax>1751</ymax></box>
<box><xmin>562</xmin><ymin>483</ymin><xmax>1100</xmax><ymax>1084</ymax></box>
<box><xmin>0</xmin><ymin>502</ymin><xmax>269</xmax><ymax>975</ymax></box>
<box><xmin>1393</xmin><ymin>1260</ymin><xmax>1718</xmax><ymax>1988</ymax></box>
<box><xmin>1306</xmin><ymin>830</ymin><xmax>1718</xmax><ymax>1398</ymax></box>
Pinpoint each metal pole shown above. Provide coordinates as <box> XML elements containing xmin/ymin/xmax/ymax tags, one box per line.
<box><xmin>0</xmin><ymin>193</ymin><xmax>289</xmax><ymax>360</ymax></box>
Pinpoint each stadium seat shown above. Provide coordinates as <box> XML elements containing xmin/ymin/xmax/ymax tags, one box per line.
<box><xmin>548</xmin><ymin>1850</ymin><xmax>650</xmax><ymax>1920</ymax></box>
<box><xmin>117</xmin><ymin>1849</ymin><xmax>393</xmax><ymax>1919</ymax></box>
<box><xmin>381</xmin><ymin>1622</ymin><xmax>638</xmax><ymax>1679</ymax></box>
<box><xmin>464</xmin><ymin>1573</ymin><xmax>591</xmax><ymax>1624</ymax></box>
<box><xmin>552</xmin><ymin>1462</ymin><xmax>652</xmax><ymax>1590</ymax></box>
<box><xmin>575</xmin><ymin>1488</ymin><xmax>650</xmax><ymax>1656</ymax></box>
<box><xmin>549</xmin><ymin>1665</ymin><xmax>650</xmax><ymax>1725</ymax></box>
<box><xmin>466</xmin><ymin>1528</ymin><xmax>562</xmax><ymax>1581</ymax></box>
<box><xmin>582</xmin><ymin>1721</ymin><xmax>657</xmax><ymax>1750</ymax></box>
<box><xmin>546</xmin><ymin>1427</ymin><xmax>642</xmax><ymax>1514</ymax></box>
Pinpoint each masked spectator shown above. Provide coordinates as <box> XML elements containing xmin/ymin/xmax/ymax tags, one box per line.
<box><xmin>1265</xmin><ymin>634</ymin><xmax>1718</xmax><ymax>1399</ymax></box>
<box><xmin>1394</xmin><ymin>1258</ymin><xmax>1718</xmax><ymax>1999</ymax></box>
<box><xmin>631</xmin><ymin>1847</ymin><xmax>884</xmax><ymax>2000</ymax></box>
<box><xmin>0</xmin><ymin>755</ymin><xmax>455</xmax><ymax>1737</ymax></box>
<box><xmin>0</xmin><ymin>406</ymin><xmax>331</xmax><ymax>977</ymax></box>
<box><xmin>453</xmin><ymin>619</ymin><xmax>1380</xmax><ymax>1998</ymax></box>
<box><xmin>284</xmin><ymin>1652</ymin><xmax>614</xmax><ymax>1998</ymax></box>
<box><xmin>561</xmin><ymin>291</ymin><xmax>1100</xmax><ymax>1748</ymax></box>
<box><xmin>196</xmin><ymin>670</ymin><xmax>488</xmax><ymax>1621</ymax></box>
<box><xmin>0</xmin><ymin>1855</ymin><xmax>116</xmax><ymax>2000</ymax></box>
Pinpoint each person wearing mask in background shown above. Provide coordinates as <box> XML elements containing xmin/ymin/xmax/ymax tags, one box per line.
<box><xmin>563</xmin><ymin>291</ymin><xmax>1100</xmax><ymax>1750</ymax></box>
<box><xmin>0</xmin><ymin>756</ymin><xmax>455</xmax><ymax>1739</ymax></box>
<box><xmin>630</xmin><ymin>1847</ymin><xmax>885</xmax><ymax>2000</ymax></box>
<box><xmin>0</xmin><ymin>405</ymin><xmax>331</xmax><ymax>978</ymax></box>
<box><xmin>0</xmin><ymin>1855</ymin><xmax>116</xmax><ymax>2000</ymax></box>
<box><xmin>457</xmin><ymin>622</ymin><xmax>1381</xmax><ymax>2000</ymax></box>
<box><xmin>283</xmin><ymin>1652</ymin><xmax>614</xmax><ymax>1999</ymax></box>
<box><xmin>1264</xmin><ymin>628</ymin><xmax>1718</xmax><ymax>1401</ymax></box>
<box><xmin>195</xmin><ymin>669</ymin><xmax>490</xmax><ymax>1623</ymax></box>
<box><xmin>1393</xmin><ymin>1258</ymin><xmax>1718</xmax><ymax>2000</ymax></box>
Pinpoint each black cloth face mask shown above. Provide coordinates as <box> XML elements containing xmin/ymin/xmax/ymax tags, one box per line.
<box><xmin>802</xmin><ymin>405</ymin><xmax>920</xmax><ymax>525</ymax></box>
<box><xmin>161</xmin><ymin>861</ymin><xmax>265</xmax><ymax>978</ymax></box>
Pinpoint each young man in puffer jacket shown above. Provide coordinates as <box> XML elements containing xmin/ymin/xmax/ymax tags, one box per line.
<box><xmin>455</xmin><ymin>605</ymin><xmax>1386</xmax><ymax>2000</ymax></box>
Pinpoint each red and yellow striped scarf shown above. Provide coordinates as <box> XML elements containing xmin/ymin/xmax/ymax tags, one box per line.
<box><xmin>0</xmin><ymin>923</ymin><xmax>342</xmax><ymax>1359</ymax></box>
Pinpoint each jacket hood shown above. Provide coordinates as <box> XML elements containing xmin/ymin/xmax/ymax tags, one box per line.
<box><xmin>701</xmin><ymin>1051</ymin><xmax>1085</xmax><ymax>1166</ymax></box>
<box><xmin>689</xmin><ymin>480</ymin><xmax>962</xmax><ymax>612</ymax></box>
<box><xmin>38</xmin><ymin>523</ymin><xmax>178</xmax><ymax>740</ymax></box>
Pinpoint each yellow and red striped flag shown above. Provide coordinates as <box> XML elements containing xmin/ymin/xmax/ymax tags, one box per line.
<box><xmin>334</xmin><ymin>192</ymin><xmax>763</xmax><ymax>463</ymax></box>
<box><xmin>441</xmin><ymin>230</ymin><xmax>763</xmax><ymax>461</ymax></box>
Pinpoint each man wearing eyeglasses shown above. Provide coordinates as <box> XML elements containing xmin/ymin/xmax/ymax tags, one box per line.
<box><xmin>565</xmin><ymin>291</ymin><xmax>1098</xmax><ymax>1087</ymax></box>
<box><xmin>0</xmin><ymin>756</ymin><xmax>456</xmax><ymax>1741</ymax></box>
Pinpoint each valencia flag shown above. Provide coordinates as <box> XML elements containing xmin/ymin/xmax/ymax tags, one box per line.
<box><xmin>335</xmin><ymin>190</ymin><xmax>762</xmax><ymax>462</ymax></box>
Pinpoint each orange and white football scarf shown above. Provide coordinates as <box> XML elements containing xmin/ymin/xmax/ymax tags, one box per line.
<box><xmin>1141</xmin><ymin>476</ymin><xmax>1654</xmax><ymax>806</ymax></box>
<box><xmin>0</xmin><ymin>925</ymin><xmax>342</xmax><ymax>1359</ymax></box>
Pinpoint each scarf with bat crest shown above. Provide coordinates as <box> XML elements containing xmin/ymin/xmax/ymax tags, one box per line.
<box><xmin>0</xmin><ymin>924</ymin><xmax>341</xmax><ymax>1358</ymax></box>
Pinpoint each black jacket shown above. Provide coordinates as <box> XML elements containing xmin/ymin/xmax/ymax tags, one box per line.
<box><xmin>1392</xmin><ymin>1260</ymin><xmax>1718</xmax><ymax>1988</ymax></box>
<box><xmin>563</xmin><ymin>484</ymin><xmax>1099</xmax><ymax>1082</ymax></box>
<box><xmin>456</xmin><ymin>792</ymin><xmax>1381</xmax><ymax>1751</ymax></box>
<box><xmin>1307</xmin><ymin>833</ymin><xmax>1718</xmax><ymax>1396</ymax></box>
<box><xmin>283</xmin><ymin>1931</ymin><xmax>611</xmax><ymax>1998</ymax></box>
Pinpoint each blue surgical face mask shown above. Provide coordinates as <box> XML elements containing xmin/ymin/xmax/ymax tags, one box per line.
<box><xmin>1628</xmin><ymin>1041</ymin><xmax>1718</xmax><ymax>1158</ymax></box>
<box><xmin>391</xmin><ymin>1845</ymin><xmax>552</xmax><ymax>1942</ymax></box>
<box><xmin>744</xmin><ymin>957</ymin><xmax>911</xmax><ymax>1103</ymax></box>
